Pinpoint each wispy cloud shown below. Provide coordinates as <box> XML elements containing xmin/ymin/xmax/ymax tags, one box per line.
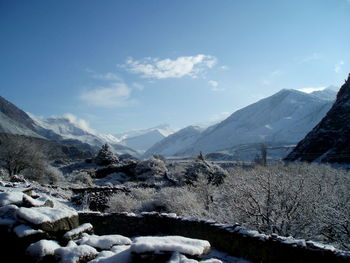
<box><xmin>208</xmin><ymin>80</ymin><xmax>219</xmax><ymax>88</ymax></box>
<box><xmin>334</xmin><ymin>60</ymin><xmax>345</xmax><ymax>73</ymax></box>
<box><xmin>261</xmin><ymin>70</ymin><xmax>282</xmax><ymax>86</ymax></box>
<box><xmin>208</xmin><ymin>80</ymin><xmax>225</xmax><ymax>91</ymax></box>
<box><xmin>122</xmin><ymin>54</ymin><xmax>217</xmax><ymax>79</ymax></box>
<box><xmin>298</xmin><ymin>53</ymin><xmax>321</xmax><ymax>63</ymax></box>
<box><xmin>62</xmin><ymin>113</ymin><xmax>96</xmax><ymax>134</ymax></box>
<box><xmin>92</xmin><ymin>72</ymin><xmax>122</xmax><ymax>81</ymax></box>
<box><xmin>80</xmin><ymin>83</ymin><xmax>134</xmax><ymax>107</ymax></box>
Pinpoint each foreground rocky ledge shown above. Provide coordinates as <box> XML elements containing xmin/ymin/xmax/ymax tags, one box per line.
<box><xmin>0</xmin><ymin>182</ymin><xmax>350</xmax><ymax>263</ymax></box>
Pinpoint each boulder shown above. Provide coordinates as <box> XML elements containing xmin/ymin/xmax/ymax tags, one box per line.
<box><xmin>16</xmin><ymin>206</ymin><xmax>79</xmax><ymax>232</ymax></box>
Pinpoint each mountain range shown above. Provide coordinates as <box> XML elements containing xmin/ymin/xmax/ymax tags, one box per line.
<box><xmin>144</xmin><ymin>87</ymin><xmax>337</xmax><ymax>160</ymax></box>
<box><xmin>0</xmin><ymin>86</ymin><xmax>338</xmax><ymax>161</ymax></box>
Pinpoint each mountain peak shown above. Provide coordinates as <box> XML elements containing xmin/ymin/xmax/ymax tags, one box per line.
<box><xmin>285</xmin><ymin>73</ymin><xmax>350</xmax><ymax>163</ymax></box>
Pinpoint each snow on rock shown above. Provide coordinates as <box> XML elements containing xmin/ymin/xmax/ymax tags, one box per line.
<box><xmin>26</xmin><ymin>239</ymin><xmax>61</xmax><ymax>260</ymax></box>
<box><xmin>22</xmin><ymin>194</ymin><xmax>54</xmax><ymax>208</ymax></box>
<box><xmin>54</xmin><ymin>243</ymin><xmax>98</xmax><ymax>263</ymax></box>
<box><xmin>16</xmin><ymin>206</ymin><xmax>79</xmax><ymax>232</ymax></box>
<box><xmin>89</xmin><ymin>245</ymin><xmax>131</xmax><ymax>263</ymax></box>
<box><xmin>306</xmin><ymin>241</ymin><xmax>336</xmax><ymax>251</ymax></box>
<box><xmin>0</xmin><ymin>192</ymin><xmax>24</xmax><ymax>206</ymax></box>
<box><xmin>131</xmin><ymin>236</ymin><xmax>211</xmax><ymax>256</ymax></box>
<box><xmin>13</xmin><ymin>224</ymin><xmax>44</xmax><ymax>238</ymax></box>
<box><xmin>63</xmin><ymin>223</ymin><xmax>94</xmax><ymax>241</ymax></box>
<box><xmin>167</xmin><ymin>252</ymin><xmax>223</xmax><ymax>263</ymax></box>
<box><xmin>78</xmin><ymin>233</ymin><xmax>132</xmax><ymax>250</ymax></box>
<box><xmin>0</xmin><ymin>204</ymin><xmax>19</xmax><ymax>219</ymax></box>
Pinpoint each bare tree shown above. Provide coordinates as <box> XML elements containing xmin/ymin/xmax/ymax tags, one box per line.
<box><xmin>0</xmin><ymin>136</ymin><xmax>45</xmax><ymax>177</ymax></box>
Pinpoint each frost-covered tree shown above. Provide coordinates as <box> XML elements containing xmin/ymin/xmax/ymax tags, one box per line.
<box><xmin>134</xmin><ymin>157</ymin><xmax>168</xmax><ymax>181</ymax></box>
<box><xmin>94</xmin><ymin>143</ymin><xmax>119</xmax><ymax>166</ymax></box>
<box><xmin>0</xmin><ymin>136</ymin><xmax>45</xmax><ymax>177</ymax></box>
<box><xmin>184</xmin><ymin>153</ymin><xmax>228</xmax><ymax>186</ymax></box>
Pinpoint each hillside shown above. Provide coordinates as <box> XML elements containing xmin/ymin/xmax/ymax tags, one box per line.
<box><xmin>285</xmin><ymin>74</ymin><xmax>350</xmax><ymax>163</ymax></box>
<box><xmin>144</xmin><ymin>89</ymin><xmax>336</xmax><ymax>158</ymax></box>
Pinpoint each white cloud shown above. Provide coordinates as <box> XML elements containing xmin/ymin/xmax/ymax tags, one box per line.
<box><xmin>62</xmin><ymin>113</ymin><xmax>96</xmax><ymax>134</ymax></box>
<box><xmin>123</xmin><ymin>54</ymin><xmax>217</xmax><ymax>79</ymax></box>
<box><xmin>297</xmin><ymin>86</ymin><xmax>327</xmax><ymax>94</ymax></box>
<box><xmin>262</xmin><ymin>70</ymin><xmax>282</xmax><ymax>86</ymax></box>
<box><xmin>298</xmin><ymin>53</ymin><xmax>321</xmax><ymax>63</ymax></box>
<box><xmin>334</xmin><ymin>60</ymin><xmax>345</xmax><ymax>73</ymax></box>
<box><xmin>80</xmin><ymin>83</ymin><xmax>133</xmax><ymax>107</ymax></box>
<box><xmin>132</xmin><ymin>82</ymin><xmax>144</xmax><ymax>90</ymax></box>
<box><xmin>92</xmin><ymin>72</ymin><xmax>121</xmax><ymax>81</ymax></box>
<box><xmin>208</xmin><ymin>80</ymin><xmax>219</xmax><ymax>88</ymax></box>
<box><xmin>220</xmin><ymin>65</ymin><xmax>230</xmax><ymax>70</ymax></box>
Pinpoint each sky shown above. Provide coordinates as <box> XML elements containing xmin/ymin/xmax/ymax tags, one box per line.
<box><xmin>0</xmin><ymin>0</ymin><xmax>350</xmax><ymax>134</ymax></box>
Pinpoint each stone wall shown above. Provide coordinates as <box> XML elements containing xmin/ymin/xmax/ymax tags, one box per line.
<box><xmin>79</xmin><ymin>212</ymin><xmax>350</xmax><ymax>263</ymax></box>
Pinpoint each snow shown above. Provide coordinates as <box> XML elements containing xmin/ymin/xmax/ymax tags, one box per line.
<box><xmin>26</xmin><ymin>239</ymin><xmax>61</xmax><ymax>259</ymax></box>
<box><xmin>131</xmin><ymin>236</ymin><xmax>210</xmax><ymax>256</ymax></box>
<box><xmin>63</xmin><ymin>223</ymin><xmax>93</xmax><ymax>240</ymax></box>
<box><xmin>146</xmin><ymin>89</ymin><xmax>334</xmax><ymax>159</ymax></box>
<box><xmin>55</xmin><ymin>244</ymin><xmax>98</xmax><ymax>263</ymax></box>
<box><xmin>78</xmin><ymin>233</ymin><xmax>132</xmax><ymax>250</ymax></box>
<box><xmin>14</xmin><ymin>224</ymin><xmax>44</xmax><ymax>238</ymax></box>
<box><xmin>235</xmin><ymin>227</ymin><xmax>269</xmax><ymax>240</ymax></box>
<box><xmin>23</xmin><ymin>194</ymin><xmax>52</xmax><ymax>207</ymax></box>
<box><xmin>144</xmin><ymin>126</ymin><xmax>203</xmax><ymax>157</ymax></box>
<box><xmin>0</xmin><ymin>204</ymin><xmax>19</xmax><ymax>219</ymax></box>
<box><xmin>0</xmin><ymin>192</ymin><xmax>24</xmax><ymax>206</ymax></box>
<box><xmin>306</xmin><ymin>241</ymin><xmax>336</xmax><ymax>251</ymax></box>
<box><xmin>88</xmin><ymin>245</ymin><xmax>131</xmax><ymax>263</ymax></box>
<box><xmin>16</xmin><ymin>206</ymin><xmax>78</xmax><ymax>225</ymax></box>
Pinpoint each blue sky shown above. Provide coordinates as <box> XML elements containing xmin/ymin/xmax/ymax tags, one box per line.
<box><xmin>1</xmin><ymin>0</ymin><xmax>349</xmax><ymax>133</ymax></box>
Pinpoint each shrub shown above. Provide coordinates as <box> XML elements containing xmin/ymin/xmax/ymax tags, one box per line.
<box><xmin>95</xmin><ymin>144</ymin><xmax>119</xmax><ymax>166</ymax></box>
<box><xmin>134</xmin><ymin>158</ymin><xmax>168</xmax><ymax>182</ymax></box>
<box><xmin>184</xmin><ymin>154</ymin><xmax>228</xmax><ymax>186</ymax></box>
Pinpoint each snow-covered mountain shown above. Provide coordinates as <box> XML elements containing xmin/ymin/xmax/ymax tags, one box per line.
<box><xmin>144</xmin><ymin>89</ymin><xmax>336</xmax><ymax>158</ymax></box>
<box><xmin>115</xmin><ymin>124</ymin><xmax>176</xmax><ymax>153</ymax></box>
<box><xmin>30</xmin><ymin>114</ymin><xmax>138</xmax><ymax>156</ymax></box>
<box><xmin>0</xmin><ymin>96</ymin><xmax>42</xmax><ymax>138</ymax></box>
<box><xmin>286</xmin><ymin>75</ymin><xmax>350</xmax><ymax>163</ymax></box>
<box><xmin>143</xmin><ymin>126</ymin><xmax>204</xmax><ymax>157</ymax></box>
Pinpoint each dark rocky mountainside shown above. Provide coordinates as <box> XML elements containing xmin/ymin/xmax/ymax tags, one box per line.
<box><xmin>0</xmin><ymin>96</ymin><xmax>36</xmax><ymax>131</ymax></box>
<box><xmin>285</xmin><ymin>74</ymin><xmax>350</xmax><ymax>163</ymax></box>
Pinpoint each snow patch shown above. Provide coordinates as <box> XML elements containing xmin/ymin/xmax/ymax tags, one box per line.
<box><xmin>131</xmin><ymin>236</ymin><xmax>210</xmax><ymax>256</ymax></box>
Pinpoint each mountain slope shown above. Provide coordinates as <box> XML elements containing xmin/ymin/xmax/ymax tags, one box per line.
<box><xmin>31</xmin><ymin>115</ymin><xmax>138</xmax><ymax>156</ymax></box>
<box><xmin>0</xmin><ymin>96</ymin><xmax>42</xmax><ymax>138</ymax></box>
<box><xmin>115</xmin><ymin>124</ymin><xmax>175</xmax><ymax>152</ymax></box>
<box><xmin>144</xmin><ymin>126</ymin><xmax>204</xmax><ymax>157</ymax></box>
<box><xmin>181</xmin><ymin>89</ymin><xmax>335</xmax><ymax>155</ymax></box>
<box><xmin>285</xmin><ymin>74</ymin><xmax>350</xmax><ymax>163</ymax></box>
<box><xmin>145</xmin><ymin>89</ymin><xmax>336</xmax><ymax>158</ymax></box>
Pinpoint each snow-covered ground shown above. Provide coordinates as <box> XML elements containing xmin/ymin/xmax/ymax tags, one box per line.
<box><xmin>0</xmin><ymin>180</ymin><xmax>252</xmax><ymax>263</ymax></box>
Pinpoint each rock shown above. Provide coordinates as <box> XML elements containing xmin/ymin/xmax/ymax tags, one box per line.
<box><xmin>54</xmin><ymin>241</ymin><xmax>98</xmax><ymax>263</ymax></box>
<box><xmin>0</xmin><ymin>192</ymin><xmax>24</xmax><ymax>206</ymax></box>
<box><xmin>22</xmin><ymin>195</ymin><xmax>54</xmax><ymax>208</ymax></box>
<box><xmin>78</xmin><ymin>233</ymin><xmax>132</xmax><ymax>250</ymax></box>
<box><xmin>16</xmin><ymin>206</ymin><xmax>79</xmax><ymax>232</ymax></box>
<box><xmin>131</xmin><ymin>236</ymin><xmax>211</xmax><ymax>256</ymax></box>
<box><xmin>63</xmin><ymin>223</ymin><xmax>94</xmax><ymax>242</ymax></box>
<box><xmin>285</xmin><ymin>73</ymin><xmax>350</xmax><ymax>163</ymax></box>
<box><xmin>26</xmin><ymin>239</ymin><xmax>61</xmax><ymax>263</ymax></box>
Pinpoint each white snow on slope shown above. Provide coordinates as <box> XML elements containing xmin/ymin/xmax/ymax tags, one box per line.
<box><xmin>148</xmin><ymin>89</ymin><xmax>336</xmax><ymax>157</ymax></box>
<box><xmin>144</xmin><ymin>126</ymin><xmax>204</xmax><ymax>157</ymax></box>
